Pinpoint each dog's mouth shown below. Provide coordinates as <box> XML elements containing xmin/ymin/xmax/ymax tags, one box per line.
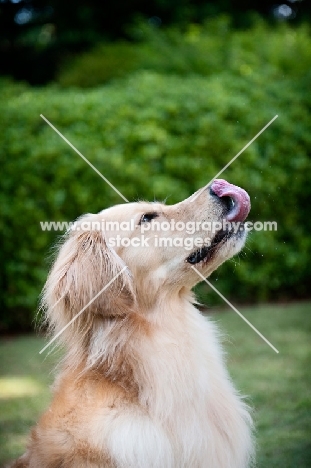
<box><xmin>186</xmin><ymin>229</ymin><xmax>234</xmax><ymax>265</ymax></box>
<box><xmin>210</xmin><ymin>178</ymin><xmax>251</xmax><ymax>223</ymax></box>
<box><xmin>186</xmin><ymin>179</ymin><xmax>250</xmax><ymax>265</ymax></box>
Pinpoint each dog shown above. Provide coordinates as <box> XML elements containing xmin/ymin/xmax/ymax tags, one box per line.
<box><xmin>11</xmin><ymin>179</ymin><xmax>254</xmax><ymax>468</ymax></box>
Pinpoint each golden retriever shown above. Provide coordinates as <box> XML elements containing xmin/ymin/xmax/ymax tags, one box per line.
<box><xmin>11</xmin><ymin>179</ymin><xmax>254</xmax><ymax>468</ymax></box>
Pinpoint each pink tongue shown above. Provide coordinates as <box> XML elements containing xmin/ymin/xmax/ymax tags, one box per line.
<box><xmin>211</xmin><ymin>179</ymin><xmax>251</xmax><ymax>222</ymax></box>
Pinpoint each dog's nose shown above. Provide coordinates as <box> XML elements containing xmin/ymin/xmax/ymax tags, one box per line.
<box><xmin>210</xmin><ymin>179</ymin><xmax>251</xmax><ymax>222</ymax></box>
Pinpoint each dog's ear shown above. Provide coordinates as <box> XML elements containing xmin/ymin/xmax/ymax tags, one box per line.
<box><xmin>42</xmin><ymin>218</ymin><xmax>135</xmax><ymax>338</ymax></box>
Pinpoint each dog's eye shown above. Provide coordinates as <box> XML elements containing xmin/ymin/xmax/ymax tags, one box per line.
<box><xmin>139</xmin><ymin>213</ymin><xmax>158</xmax><ymax>224</ymax></box>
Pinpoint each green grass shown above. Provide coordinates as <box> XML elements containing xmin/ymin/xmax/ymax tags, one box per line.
<box><xmin>1</xmin><ymin>302</ymin><xmax>310</xmax><ymax>467</ymax></box>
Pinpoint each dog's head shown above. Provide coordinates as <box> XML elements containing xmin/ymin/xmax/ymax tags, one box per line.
<box><xmin>43</xmin><ymin>179</ymin><xmax>250</xmax><ymax>344</ymax></box>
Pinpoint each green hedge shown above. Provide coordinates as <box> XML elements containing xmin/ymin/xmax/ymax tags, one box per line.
<box><xmin>1</xmin><ymin>21</ymin><xmax>311</xmax><ymax>331</ymax></box>
<box><xmin>57</xmin><ymin>19</ymin><xmax>311</xmax><ymax>87</ymax></box>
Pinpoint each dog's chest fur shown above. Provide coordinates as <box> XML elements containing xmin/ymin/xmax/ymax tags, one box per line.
<box><xmin>84</xmin><ymin>303</ymin><xmax>252</xmax><ymax>467</ymax></box>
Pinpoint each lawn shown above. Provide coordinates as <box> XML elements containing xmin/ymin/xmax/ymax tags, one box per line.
<box><xmin>0</xmin><ymin>302</ymin><xmax>310</xmax><ymax>467</ymax></box>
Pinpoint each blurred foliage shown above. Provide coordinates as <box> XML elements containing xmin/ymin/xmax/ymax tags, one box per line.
<box><xmin>1</xmin><ymin>20</ymin><xmax>311</xmax><ymax>331</ymax></box>
<box><xmin>57</xmin><ymin>42</ymin><xmax>142</xmax><ymax>88</ymax></box>
<box><xmin>1</xmin><ymin>0</ymin><xmax>310</xmax><ymax>84</ymax></box>
<box><xmin>57</xmin><ymin>18</ymin><xmax>311</xmax><ymax>87</ymax></box>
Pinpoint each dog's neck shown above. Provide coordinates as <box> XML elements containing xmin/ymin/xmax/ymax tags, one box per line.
<box><xmin>60</xmin><ymin>289</ymin><xmax>202</xmax><ymax>395</ymax></box>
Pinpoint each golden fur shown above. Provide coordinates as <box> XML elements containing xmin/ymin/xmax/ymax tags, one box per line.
<box><xmin>11</xmin><ymin>184</ymin><xmax>254</xmax><ymax>468</ymax></box>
